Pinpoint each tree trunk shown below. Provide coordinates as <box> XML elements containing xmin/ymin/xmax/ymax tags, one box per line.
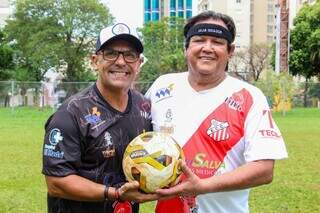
<box><xmin>303</xmin><ymin>78</ymin><xmax>309</xmax><ymax>107</ymax></box>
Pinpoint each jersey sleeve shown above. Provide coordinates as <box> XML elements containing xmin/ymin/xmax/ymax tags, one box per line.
<box><xmin>42</xmin><ymin>109</ymin><xmax>82</xmax><ymax>177</ymax></box>
<box><xmin>144</xmin><ymin>75</ymin><xmax>164</xmax><ymax>100</ymax></box>
<box><xmin>144</xmin><ymin>80</ymin><xmax>155</xmax><ymax>100</ymax></box>
<box><xmin>243</xmin><ymin>89</ymin><xmax>288</xmax><ymax>162</ymax></box>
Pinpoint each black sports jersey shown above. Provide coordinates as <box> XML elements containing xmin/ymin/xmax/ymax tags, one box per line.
<box><xmin>42</xmin><ymin>84</ymin><xmax>152</xmax><ymax>213</ymax></box>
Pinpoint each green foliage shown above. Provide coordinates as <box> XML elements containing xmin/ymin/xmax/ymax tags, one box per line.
<box><xmin>254</xmin><ymin>70</ymin><xmax>294</xmax><ymax>107</ymax></box>
<box><xmin>270</xmin><ymin>42</ymin><xmax>276</xmax><ymax>71</ymax></box>
<box><xmin>0</xmin><ymin>107</ymin><xmax>319</xmax><ymax>212</ymax></box>
<box><xmin>4</xmin><ymin>0</ymin><xmax>113</xmax><ymax>81</ymax></box>
<box><xmin>308</xmin><ymin>82</ymin><xmax>320</xmax><ymax>99</ymax></box>
<box><xmin>289</xmin><ymin>1</ymin><xmax>320</xmax><ymax>79</ymax></box>
<box><xmin>139</xmin><ymin>17</ymin><xmax>187</xmax><ymax>84</ymax></box>
<box><xmin>0</xmin><ymin>29</ymin><xmax>14</xmax><ymax>80</ymax></box>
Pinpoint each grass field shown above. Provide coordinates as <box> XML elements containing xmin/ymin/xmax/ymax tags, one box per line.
<box><xmin>0</xmin><ymin>107</ymin><xmax>319</xmax><ymax>212</ymax></box>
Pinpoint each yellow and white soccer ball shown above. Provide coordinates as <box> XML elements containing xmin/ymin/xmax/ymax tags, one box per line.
<box><xmin>123</xmin><ymin>131</ymin><xmax>184</xmax><ymax>193</ymax></box>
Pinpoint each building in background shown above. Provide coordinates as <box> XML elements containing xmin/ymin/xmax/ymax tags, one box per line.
<box><xmin>198</xmin><ymin>0</ymin><xmax>278</xmax><ymax>50</ymax></box>
<box><xmin>289</xmin><ymin>0</ymin><xmax>315</xmax><ymax>28</ymax></box>
<box><xmin>275</xmin><ymin>0</ymin><xmax>289</xmax><ymax>73</ymax></box>
<box><xmin>0</xmin><ymin>0</ymin><xmax>10</xmax><ymax>27</ymax></box>
<box><xmin>275</xmin><ymin>0</ymin><xmax>315</xmax><ymax>73</ymax></box>
<box><xmin>144</xmin><ymin>0</ymin><xmax>193</xmax><ymax>23</ymax></box>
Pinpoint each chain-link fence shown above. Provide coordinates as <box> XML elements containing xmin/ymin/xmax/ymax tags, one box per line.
<box><xmin>0</xmin><ymin>80</ymin><xmax>319</xmax><ymax>109</ymax></box>
<box><xmin>0</xmin><ymin>81</ymin><xmax>153</xmax><ymax>109</ymax></box>
<box><xmin>254</xmin><ymin>80</ymin><xmax>320</xmax><ymax>110</ymax></box>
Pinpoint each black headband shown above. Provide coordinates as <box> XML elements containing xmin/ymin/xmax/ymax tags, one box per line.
<box><xmin>186</xmin><ymin>23</ymin><xmax>233</xmax><ymax>43</ymax></box>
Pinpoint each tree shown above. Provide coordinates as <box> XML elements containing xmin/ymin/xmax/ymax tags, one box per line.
<box><xmin>229</xmin><ymin>43</ymin><xmax>272</xmax><ymax>82</ymax></box>
<box><xmin>270</xmin><ymin>43</ymin><xmax>276</xmax><ymax>71</ymax></box>
<box><xmin>290</xmin><ymin>2</ymin><xmax>320</xmax><ymax>78</ymax></box>
<box><xmin>289</xmin><ymin>0</ymin><xmax>320</xmax><ymax>106</ymax></box>
<box><xmin>255</xmin><ymin>70</ymin><xmax>294</xmax><ymax>114</ymax></box>
<box><xmin>228</xmin><ymin>51</ymin><xmax>248</xmax><ymax>82</ymax></box>
<box><xmin>0</xmin><ymin>29</ymin><xmax>14</xmax><ymax>80</ymax></box>
<box><xmin>308</xmin><ymin>82</ymin><xmax>320</xmax><ymax>99</ymax></box>
<box><xmin>139</xmin><ymin>17</ymin><xmax>187</xmax><ymax>87</ymax></box>
<box><xmin>5</xmin><ymin>0</ymin><xmax>113</xmax><ymax>81</ymax></box>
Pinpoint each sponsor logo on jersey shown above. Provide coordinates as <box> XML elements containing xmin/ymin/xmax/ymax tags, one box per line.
<box><xmin>140</xmin><ymin>101</ymin><xmax>151</xmax><ymax>112</ymax></box>
<box><xmin>259</xmin><ymin>110</ymin><xmax>282</xmax><ymax>139</ymax></box>
<box><xmin>44</xmin><ymin>128</ymin><xmax>64</xmax><ymax>159</ymax></box>
<box><xmin>155</xmin><ymin>83</ymin><xmax>174</xmax><ymax>102</ymax></box>
<box><xmin>258</xmin><ymin>129</ymin><xmax>282</xmax><ymax>139</ymax></box>
<box><xmin>159</xmin><ymin>125</ymin><xmax>174</xmax><ymax>134</ymax></box>
<box><xmin>207</xmin><ymin>119</ymin><xmax>230</xmax><ymax>141</ymax></box>
<box><xmin>49</xmin><ymin>128</ymin><xmax>63</xmax><ymax>146</ymax></box>
<box><xmin>104</xmin><ymin>131</ymin><xmax>113</xmax><ymax>147</ymax></box>
<box><xmin>84</xmin><ymin>106</ymin><xmax>102</xmax><ymax>125</ymax></box>
<box><xmin>225</xmin><ymin>92</ymin><xmax>244</xmax><ymax>111</ymax></box>
<box><xmin>102</xmin><ymin>131</ymin><xmax>116</xmax><ymax>158</ymax></box>
<box><xmin>185</xmin><ymin>154</ymin><xmax>225</xmax><ymax>177</ymax></box>
<box><xmin>140</xmin><ymin>101</ymin><xmax>151</xmax><ymax>119</ymax></box>
<box><xmin>191</xmin><ymin>153</ymin><xmax>224</xmax><ymax>170</ymax></box>
<box><xmin>140</xmin><ymin>101</ymin><xmax>151</xmax><ymax>120</ymax></box>
<box><xmin>44</xmin><ymin>149</ymin><xmax>64</xmax><ymax>159</ymax></box>
<box><xmin>140</xmin><ymin>110</ymin><xmax>151</xmax><ymax>120</ymax></box>
<box><xmin>113</xmin><ymin>200</ymin><xmax>133</xmax><ymax>213</ymax></box>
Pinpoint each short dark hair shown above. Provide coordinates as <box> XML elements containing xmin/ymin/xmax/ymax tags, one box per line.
<box><xmin>184</xmin><ymin>11</ymin><xmax>236</xmax><ymax>50</ymax></box>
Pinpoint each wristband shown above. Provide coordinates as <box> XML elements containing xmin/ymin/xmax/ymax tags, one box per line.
<box><xmin>104</xmin><ymin>186</ymin><xmax>109</xmax><ymax>200</ymax></box>
<box><xmin>115</xmin><ymin>188</ymin><xmax>120</xmax><ymax>201</ymax></box>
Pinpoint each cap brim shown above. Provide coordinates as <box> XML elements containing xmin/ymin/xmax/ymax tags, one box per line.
<box><xmin>98</xmin><ymin>34</ymin><xmax>143</xmax><ymax>53</ymax></box>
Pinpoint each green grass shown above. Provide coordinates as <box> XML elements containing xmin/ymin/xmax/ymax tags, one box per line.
<box><xmin>0</xmin><ymin>107</ymin><xmax>53</xmax><ymax>212</ymax></box>
<box><xmin>0</xmin><ymin>107</ymin><xmax>319</xmax><ymax>212</ymax></box>
<box><xmin>250</xmin><ymin>108</ymin><xmax>320</xmax><ymax>213</ymax></box>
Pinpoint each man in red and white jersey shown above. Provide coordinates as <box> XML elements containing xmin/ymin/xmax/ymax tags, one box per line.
<box><xmin>145</xmin><ymin>11</ymin><xmax>288</xmax><ymax>213</ymax></box>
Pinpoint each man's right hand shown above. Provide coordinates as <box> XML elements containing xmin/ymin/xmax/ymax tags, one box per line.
<box><xmin>118</xmin><ymin>181</ymin><xmax>160</xmax><ymax>203</ymax></box>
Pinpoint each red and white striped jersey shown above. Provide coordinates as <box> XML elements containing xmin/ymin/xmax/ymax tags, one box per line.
<box><xmin>146</xmin><ymin>72</ymin><xmax>288</xmax><ymax>213</ymax></box>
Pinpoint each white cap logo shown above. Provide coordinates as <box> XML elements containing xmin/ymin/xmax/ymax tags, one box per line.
<box><xmin>112</xmin><ymin>23</ymin><xmax>130</xmax><ymax>35</ymax></box>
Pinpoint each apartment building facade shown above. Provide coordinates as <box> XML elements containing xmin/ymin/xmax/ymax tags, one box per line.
<box><xmin>144</xmin><ymin>0</ymin><xmax>193</xmax><ymax>22</ymax></box>
<box><xmin>198</xmin><ymin>0</ymin><xmax>278</xmax><ymax>49</ymax></box>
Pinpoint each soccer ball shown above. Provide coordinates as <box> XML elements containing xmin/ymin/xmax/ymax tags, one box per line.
<box><xmin>123</xmin><ymin>131</ymin><xmax>184</xmax><ymax>193</ymax></box>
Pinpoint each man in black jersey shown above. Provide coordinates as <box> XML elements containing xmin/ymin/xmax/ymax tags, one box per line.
<box><xmin>42</xmin><ymin>23</ymin><xmax>158</xmax><ymax>213</ymax></box>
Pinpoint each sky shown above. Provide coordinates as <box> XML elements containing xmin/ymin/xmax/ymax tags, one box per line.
<box><xmin>103</xmin><ymin>0</ymin><xmax>198</xmax><ymax>30</ymax></box>
<box><xmin>103</xmin><ymin>0</ymin><xmax>144</xmax><ymax>29</ymax></box>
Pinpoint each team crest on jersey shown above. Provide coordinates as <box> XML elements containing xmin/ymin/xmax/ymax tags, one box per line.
<box><xmin>155</xmin><ymin>83</ymin><xmax>174</xmax><ymax>102</ymax></box>
<box><xmin>225</xmin><ymin>92</ymin><xmax>244</xmax><ymax>111</ymax></box>
<box><xmin>165</xmin><ymin>108</ymin><xmax>173</xmax><ymax>122</ymax></box>
<box><xmin>207</xmin><ymin>119</ymin><xmax>230</xmax><ymax>141</ymax></box>
<box><xmin>159</xmin><ymin>108</ymin><xmax>174</xmax><ymax>134</ymax></box>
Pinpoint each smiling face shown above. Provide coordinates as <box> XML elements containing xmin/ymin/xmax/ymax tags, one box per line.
<box><xmin>91</xmin><ymin>39</ymin><xmax>142</xmax><ymax>93</ymax></box>
<box><xmin>185</xmin><ymin>19</ymin><xmax>235</xmax><ymax>90</ymax></box>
